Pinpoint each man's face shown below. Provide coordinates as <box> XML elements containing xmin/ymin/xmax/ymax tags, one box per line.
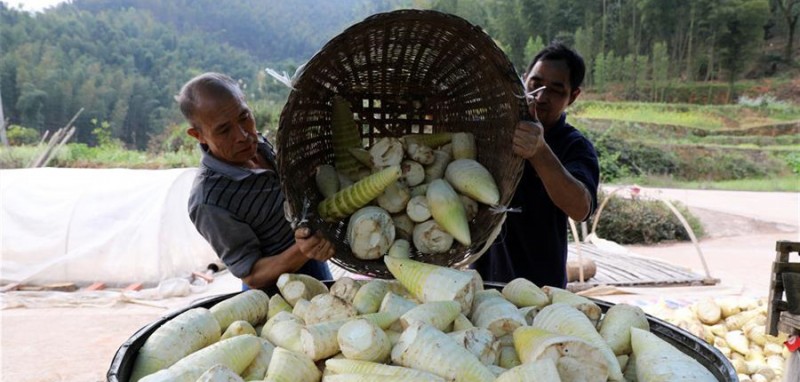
<box><xmin>187</xmin><ymin>93</ymin><xmax>258</xmax><ymax>166</ymax></box>
<box><xmin>524</xmin><ymin>59</ymin><xmax>580</xmax><ymax>129</ymax></box>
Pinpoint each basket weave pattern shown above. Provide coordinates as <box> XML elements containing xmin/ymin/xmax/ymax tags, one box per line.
<box><xmin>278</xmin><ymin>9</ymin><xmax>526</xmax><ymax>278</ymax></box>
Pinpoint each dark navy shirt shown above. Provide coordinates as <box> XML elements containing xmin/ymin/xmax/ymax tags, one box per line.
<box><xmin>188</xmin><ymin>136</ymin><xmax>331</xmax><ymax>283</ymax></box>
<box><xmin>473</xmin><ymin>113</ymin><xmax>599</xmax><ymax>288</ymax></box>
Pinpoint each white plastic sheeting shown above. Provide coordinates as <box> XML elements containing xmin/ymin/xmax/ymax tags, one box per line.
<box><xmin>1</xmin><ymin>168</ymin><xmax>217</xmax><ymax>284</ymax></box>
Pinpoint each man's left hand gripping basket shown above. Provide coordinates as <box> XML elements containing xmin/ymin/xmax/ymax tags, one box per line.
<box><xmin>277</xmin><ymin>9</ymin><xmax>526</xmax><ymax>278</ymax></box>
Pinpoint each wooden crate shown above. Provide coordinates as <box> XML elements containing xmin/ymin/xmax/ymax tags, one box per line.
<box><xmin>767</xmin><ymin>240</ymin><xmax>800</xmax><ymax>336</ymax></box>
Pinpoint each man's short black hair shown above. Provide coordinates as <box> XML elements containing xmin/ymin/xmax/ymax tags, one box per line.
<box><xmin>526</xmin><ymin>43</ymin><xmax>586</xmax><ymax>90</ymax></box>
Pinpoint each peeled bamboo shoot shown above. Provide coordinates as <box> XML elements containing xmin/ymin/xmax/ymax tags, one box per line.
<box><xmin>318</xmin><ymin>165</ymin><xmax>401</xmax><ymax>222</ymax></box>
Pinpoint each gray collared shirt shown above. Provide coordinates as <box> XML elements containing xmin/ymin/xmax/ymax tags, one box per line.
<box><xmin>188</xmin><ymin>136</ymin><xmax>330</xmax><ymax>280</ymax></box>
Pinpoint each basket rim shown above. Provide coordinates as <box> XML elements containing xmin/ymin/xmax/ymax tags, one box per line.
<box><xmin>276</xmin><ymin>8</ymin><xmax>527</xmax><ymax>277</ymax></box>
<box><xmin>293</xmin><ymin>8</ymin><xmax>523</xmax><ymax>93</ymax></box>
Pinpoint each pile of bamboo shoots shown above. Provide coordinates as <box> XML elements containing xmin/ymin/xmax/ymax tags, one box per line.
<box><xmin>131</xmin><ymin>257</ymin><xmax>720</xmax><ymax>381</ymax></box>
<box><xmin>645</xmin><ymin>297</ymin><xmax>790</xmax><ymax>382</ymax></box>
<box><xmin>314</xmin><ymin>95</ymin><xmax>501</xmax><ymax>260</ymax></box>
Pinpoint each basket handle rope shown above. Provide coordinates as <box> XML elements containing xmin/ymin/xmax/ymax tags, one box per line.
<box><xmin>513</xmin><ymin>83</ymin><xmax>547</xmax><ymax>123</ymax></box>
<box><xmin>265</xmin><ymin>63</ymin><xmax>307</xmax><ymax>90</ymax></box>
<box><xmin>283</xmin><ymin>196</ymin><xmax>313</xmax><ymax>231</ymax></box>
<box><xmin>489</xmin><ymin>205</ymin><xmax>521</xmax><ymax>214</ymax></box>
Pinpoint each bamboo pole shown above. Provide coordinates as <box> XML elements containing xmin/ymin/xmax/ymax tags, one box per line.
<box><xmin>0</xmin><ymin>87</ymin><xmax>7</xmax><ymax>147</ymax></box>
<box><xmin>29</xmin><ymin>108</ymin><xmax>83</xmax><ymax>168</ymax></box>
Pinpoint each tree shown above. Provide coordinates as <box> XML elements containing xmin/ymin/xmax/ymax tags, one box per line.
<box><xmin>431</xmin><ymin>0</ymin><xmax>488</xmax><ymax>26</ymax></box>
<box><xmin>607</xmin><ymin>51</ymin><xmax>623</xmax><ymax>83</ymax></box>
<box><xmin>15</xmin><ymin>83</ymin><xmax>47</xmax><ymax>130</ymax></box>
<box><xmin>523</xmin><ymin>35</ymin><xmax>545</xmax><ymax>69</ymax></box>
<box><xmin>0</xmin><ymin>3</ymin><xmax>265</xmax><ymax>146</ymax></box>
<box><xmin>712</xmin><ymin>0</ymin><xmax>770</xmax><ymax>100</ymax></box>
<box><xmin>775</xmin><ymin>0</ymin><xmax>800</xmax><ymax>65</ymax></box>
<box><xmin>1</xmin><ymin>0</ymin><xmax>797</xmax><ymax>148</ymax></box>
<box><xmin>574</xmin><ymin>26</ymin><xmax>595</xmax><ymax>85</ymax></box>
<box><xmin>623</xmin><ymin>54</ymin><xmax>637</xmax><ymax>97</ymax></box>
<box><xmin>651</xmin><ymin>41</ymin><xmax>669</xmax><ymax>101</ymax></box>
<box><xmin>484</xmin><ymin>0</ymin><xmax>530</xmax><ymax>69</ymax></box>
<box><xmin>594</xmin><ymin>52</ymin><xmax>609</xmax><ymax>91</ymax></box>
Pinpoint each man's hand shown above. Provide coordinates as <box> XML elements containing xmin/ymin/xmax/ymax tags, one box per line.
<box><xmin>295</xmin><ymin>227</ymin><xmax>335</xmax><ymax>261</ymax></box>
<box><xmin>513</xmin><ymin>120</ymin><xmax>545</xmax><ymax>160</ymax></box>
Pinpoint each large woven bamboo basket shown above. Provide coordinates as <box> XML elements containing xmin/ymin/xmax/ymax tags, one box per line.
<box><xmin>277</xmin><ymin>9</ymin><xmax>526</xmax><ymax>278</ymax></box>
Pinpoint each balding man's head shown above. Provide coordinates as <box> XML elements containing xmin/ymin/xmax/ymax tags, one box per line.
<box><xmin>176</xmin><ymin>72</ymin><xmax>244</xmax><ymax>129</ymax></box>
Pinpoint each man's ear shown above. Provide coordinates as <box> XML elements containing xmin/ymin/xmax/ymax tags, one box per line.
<box><xmin>187</xmin><ymin>125</ymin><xmax>204</xmax><ymax>143</ymax></box>
<box><xmin>522</xmin><ymin>71</ymin><xmax>533</xmax><ymax>85</ymax></box>
<box><xmin>568</xmin><ymin>87</ymin><xmax>581</xmax><ymax>106</ymax></box>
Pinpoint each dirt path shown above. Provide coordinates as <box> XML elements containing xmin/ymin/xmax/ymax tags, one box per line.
<box><xmin>1</xmin><ymin>187</ymin><xmax>798</xmax><ymax>381</ymax></box>
<box><xmin>1</xmin><ymin>306</ymin><xmax>164</xmax><ymax>382</ymax></box>
<box><xmin>1</xmin><ymin>275</ymin><xmax>242</xmax><ymax>382</ymax></box>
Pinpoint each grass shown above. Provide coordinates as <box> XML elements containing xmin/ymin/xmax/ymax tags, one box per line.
<box><xmin>570</xmin><ymin>100</ymin><xmax>800</xmax><ymax>130</ymax></box>
<box><xmin>614</xmin><ymin>174</ymin><xmax>800</xmax><ymax>192</ymax></box>
<box><xmin>0</xmin><ymin>143</ymin><xmax>200</xmax><ymax>169</ymax></box>
<box><xmin>0</xmin><ymin>145</ymin><xmax>41</xmax><ymax>168</ymax></box>
<box><xmin>575</xmin><ymin>119</ymin><xmax>800</xmax><ymax>158</ymax></box>
<box><xmin>634</xmin><ymin>141</ymin><xmax>800</xmax><ymax>153</ymax></box>
<box><xmin>572</xmin><ymin>103</ymin><xmax>724</xmax><ymax>129</ymax></box>
<box><xmin>687</xmin><ymin>134</ymin><xmax>800</xmax><ymax>147</ymax></box>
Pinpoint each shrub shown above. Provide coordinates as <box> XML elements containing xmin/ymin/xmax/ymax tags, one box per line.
<box><xmin>148</xmin><ymin>123</ymin><xmax>196</xmax><ymax>153</ymax></box>
<box><xmin>617</xmin><ymin>143</ymin><xmax>679</xmax><ymax>177</ymax></box>
<box><xmin>783</xmin><ymin>152</ymin><xmax>800</xmax><ymax>174</ymax></box>
<box><xmin>6</xmin><ymin>125</ymin><xmax>40</xmax><ymax>146</ymax></box>
<box><xmin>588</xmin><ymin>192</ymin><xmax>704</xmax><ymax>245</ymax></box>
<box><xmin>583</xmin><ymin>127</ymin><xmax>679</xmax><ymax>183</ymax></box>
<box><xmin>672</xmin><ymin>148</ymin><xmax>778</xmax><ymax>181</ymax></box>
<box><xmin>90</xmin><ymin>119</ymin><xmax>124</xmax><ymax>148</ymax></box>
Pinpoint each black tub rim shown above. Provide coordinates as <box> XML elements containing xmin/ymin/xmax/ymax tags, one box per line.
<box><xmin>106</xmin><ymin>293</ymin><xmax>236</xmax><ymax>382</ymax></box>
<box><xmin>107</xmin><ymin>282</ymin><xmax>737</xmax><ymax>381</ymax></box>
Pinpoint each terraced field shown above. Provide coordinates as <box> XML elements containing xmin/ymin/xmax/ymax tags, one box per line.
<box><xmin>570</xmin><ymin>101</ymin><xmax>800</xmax><ymax>191</ymax></box>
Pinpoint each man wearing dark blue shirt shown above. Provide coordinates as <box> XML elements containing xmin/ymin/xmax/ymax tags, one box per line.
<box><xmin>473</xmin><ymin>43</ymin><xmax>600</xmax><ymax>288</ymax></box>
<box><xmin>177</xmin><ymin>73</ymin><xmax>334</xmax><ymax>290</ymax></box>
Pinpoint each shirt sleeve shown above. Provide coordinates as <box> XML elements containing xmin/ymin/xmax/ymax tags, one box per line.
<box><xmin>189</xmin><ymin>203</ymin><xmax>262</xmax><ymax>278</ymax></box>
<box><xmin>562</xmin><ymin>136</ymin><xmax>600</xmax><ymax>222</ymax></box>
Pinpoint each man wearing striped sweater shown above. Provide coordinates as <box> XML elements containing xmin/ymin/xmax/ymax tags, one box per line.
<box><xmin>178</xmin><ymin>72</ymin><xmax>333</xmax><ymax>291</ymax></box>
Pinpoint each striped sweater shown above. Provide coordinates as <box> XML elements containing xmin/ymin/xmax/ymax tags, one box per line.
<box><xmin>188</xmin><ymin>137</ymin><xmax>329</xmax><ymax>280</ymax></box>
